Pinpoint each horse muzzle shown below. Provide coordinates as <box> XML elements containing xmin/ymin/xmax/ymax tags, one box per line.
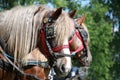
<box><xmin>54</xmin><ymin>65</ymin><xmax>70</xmax><ymax>78</ymax></box>
<box><xmin>53</xmin><ymin>58</ymin><xmax>71</xmax><ymax>78</ymax></box>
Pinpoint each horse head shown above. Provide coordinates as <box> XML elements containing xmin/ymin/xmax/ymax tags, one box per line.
<box><xmin>69</xmin><ymin>15</ymin><xmax>92</xmax><ymax>67</ymax></box>
<box><xmin>37</xmin><ymin>7</ymin><xmax>76</xmax><ymax>77</ymax></box>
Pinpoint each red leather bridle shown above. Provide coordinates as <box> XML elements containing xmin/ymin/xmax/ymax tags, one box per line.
<box><xmin>37</xmin><ymin>15</ymin><xmax>72</xmax><ymax>66</ymax></box>
<box><xmin>69</xmin><ymin>30</ymin><xmax>84</xmax><ymax>54</ymax></box>
<box><xmin>37</xmin><ymin>13</ymin><xmax>88</xmax><ymax>66</ymax></box>
<box><xmin>51</xmin><ymin>31</ymin><xmax>84</xmax><ymax>54</ymax></box>
<box><xmin>69</xmin><ymin>21</ymin><xmax>89</xmax><ymax>66</ymax></box>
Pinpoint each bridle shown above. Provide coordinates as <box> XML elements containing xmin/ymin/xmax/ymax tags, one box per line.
<box><xmin>68</xmin><ymin>21</ymin><xmax>89</xmax><ymax>66</ymax></box>
<box><xmin>37</xmin><ymin>12</ymin><xmax>71</xmax><ymax>67</ymax></box>
<box><xmin>37</xmin><ymin>11</ymin><xmax>89</xmax><ymax>67</ymax></box>
<box><xmin>0</xmin><ymin>9</ymin><xmax>89</xmax><ymax>79</ymax></box>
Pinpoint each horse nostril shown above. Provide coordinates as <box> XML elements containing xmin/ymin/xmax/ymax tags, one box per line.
<box><xmin>61</xmin><ymin>64</ymin><xmax>65</xmax><ymax>72</ymax></box>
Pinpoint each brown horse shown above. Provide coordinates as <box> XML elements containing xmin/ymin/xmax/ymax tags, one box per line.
<box><xmin>0</xmin><ymin>5</ymin><xmax>77</xmax><ymax>80</ymax></box>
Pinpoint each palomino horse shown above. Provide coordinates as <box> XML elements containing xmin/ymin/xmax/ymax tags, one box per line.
<box><xmin>0</xmin><ymin>5</ymin><xmax>77</xmax><ymax>79</ymax></box>
<box><xmin>21</xmin><ymin>15</ymin><xmax>92</xmax><ymax>80</ymax></box>
<box><xmin>0</xmin><ymin>14</ymin><xmax>92</xmax><ymax>80</ymax></box>
<box><xmin>51</xmin><ymin>15</ymin><xmax>92</xmax><ymax>80</ymax></box>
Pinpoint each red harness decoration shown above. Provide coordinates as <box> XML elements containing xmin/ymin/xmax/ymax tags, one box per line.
<box><xmin>52</xmin><ymin>45</ymin><xmax>69</xmax><ymax>52</ymax></box>
<box><xmin>38</xmin><ymin>25</ymin><xmax>70</xmax><ymax>57</ymax></box>
<box><xmin>38</xmin><ymin>29</ymin><xmax>50</xmax><ymax>57</ymax></box>
<box><xmin>38</xmin><ymin>28</ymin><xmax>84</xmax><ymax>57</ymax></box>
<box><xmin>38</xmin><ymin>19</ymin><xmax>85</xmax><ymax>58</ymax></box>
<box><xmin>69</xmin><ymin>30</ymin><xmax>84</xmax><ymax>54</ymax></box>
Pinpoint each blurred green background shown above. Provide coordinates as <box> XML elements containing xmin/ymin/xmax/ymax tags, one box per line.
<box><xmin>0</xmin><ymin>0</ymin><xmax>120</xmax><ymax>80</ymax></box>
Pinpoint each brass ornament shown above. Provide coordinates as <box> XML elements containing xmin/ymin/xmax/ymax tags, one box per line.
<box><xmin>43</xmin><ymin>18</ymin><xmax>48</xmax><ymax>23</ymax></box>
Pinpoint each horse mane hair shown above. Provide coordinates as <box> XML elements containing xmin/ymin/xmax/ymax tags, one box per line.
<box><xmin>0</xmin><ymin>5</ymin><xmax>74</xmax><ymax>65</ymax></box>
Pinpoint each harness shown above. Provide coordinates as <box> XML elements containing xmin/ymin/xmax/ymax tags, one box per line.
<box><xmin>0</xmin><ymin>10</ymin><xmax>89</xmax><ymax>79</ymax></box>
<box><xmin>0</xmin><ymin>37</ymin><xmax>41</xmax><ymax>80</ymax></box>
<box><xmin>73</xmin><ymin>21</ymin><xmax>89</xmax><ymax>66</ymax></box>
<box><xmin>37</xmin><ymin>12</ymin><xmax>72</xmax><ymax>67</ymax></box>
<box><xmin>37</xmin><ymin>13</ymin><xmax>89</xmax><ymax>67</ymax></box>
<box><xmin>22</xmin><ymin>60</ymin><xmax>49</xmax><ymax>69</ymax></box>
<box><xmin>0</xmin><ymin>21</ymin><xmax>88</xmax><ymax>80</ymax></box>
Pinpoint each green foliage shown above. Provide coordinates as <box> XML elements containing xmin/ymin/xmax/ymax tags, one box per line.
<box><xmin>110</xmin><ymin>32</ymin><xmax>120</xmax><ymax>80</ymax></box>
<box><xmin>50</xmin><ymin>0</ymin><xmax>67</xmax><ymax>8</ymax></box>
<box><xmin>0</xmin><ymin>0</ymin><xmax>48</xmax><ymax>11</ymax></box>
<box><xmin>0</xmin><ymin>0</ymin><xmax>16</xmax><ymax>10</ymax></box>
<box><xmin>104</xmin><ymin>0</ymin><xmax>120</xmax><ymax>80</ymax></box>
<box><xmin>82</xmin><ymin>1</ymin><xmax>113</xmax><ymax>80</ymax></box>
<box><xmin>111</xmin><ymin>32</ymin><xmax>120</xmax><ymax>53</ymax></box>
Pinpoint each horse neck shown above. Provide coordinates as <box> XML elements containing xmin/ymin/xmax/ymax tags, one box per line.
<box><xmin>22</xmin><ymin>48</ymin><xmax>48</xmax><ymax>63</ymax></box>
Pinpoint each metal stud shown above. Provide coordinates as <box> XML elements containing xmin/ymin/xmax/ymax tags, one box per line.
<box><xmin>43</xmin><ymin>17</ymin><xmax>48</xmax><ymax>23</ymax></box>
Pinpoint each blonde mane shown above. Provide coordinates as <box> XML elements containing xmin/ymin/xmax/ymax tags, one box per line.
<box><xmin>0</xmin><ymin>5</ymin><xmax>74</xmax><ymax>65</ymax></box>
<box><xmin>54</xmin><ymin>12</ymin><xmax>74</xmax><ymax>45</ymax></box>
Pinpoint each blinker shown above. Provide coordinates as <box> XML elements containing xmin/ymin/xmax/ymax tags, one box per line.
<box><xmin>46</xmin><ymin>26</ymin><xmax>56</xmax><ymax>39</ymax></box>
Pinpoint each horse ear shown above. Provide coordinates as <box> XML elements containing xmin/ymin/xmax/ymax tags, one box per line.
<box><xmin>76</xmin><ymin>15</ymin><xmax>86</xmax><ymax>25</ymax></box>
<box><xmin>69</xmin><ymin>10</ymin><xmax>76</xmax><ymax>18</ymax></box>
<box><xmin>51</xmin><ymin>7</ymin><xmax>62</xmax><ymax>20</ymax></box>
